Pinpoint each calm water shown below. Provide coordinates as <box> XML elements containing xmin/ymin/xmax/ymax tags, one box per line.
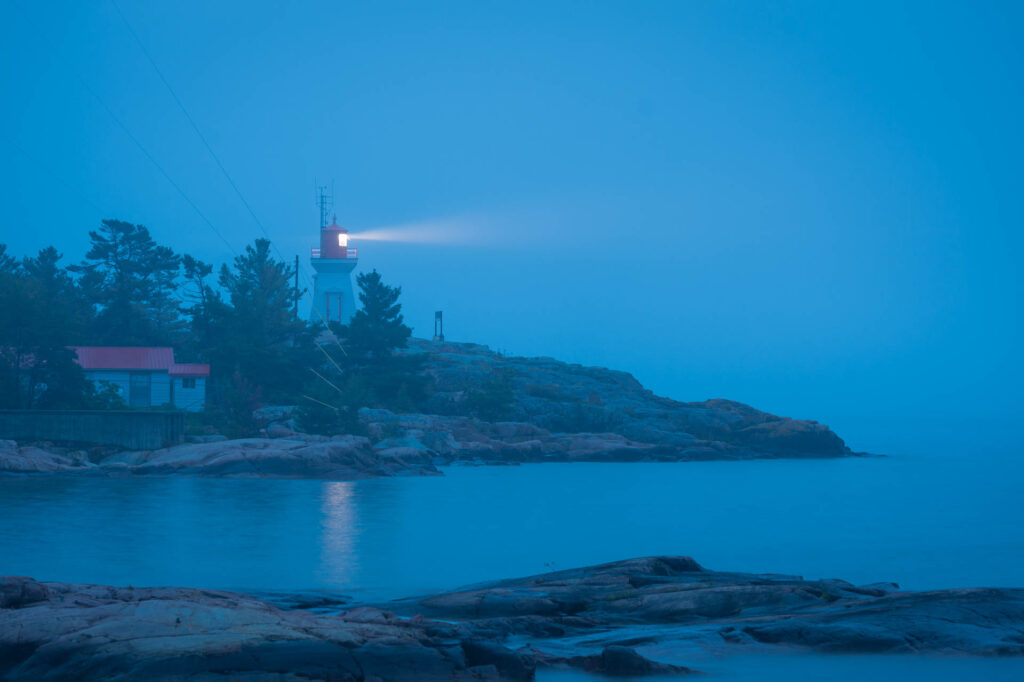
<box><xmin>1</xmin><ymin>454</ymin><xmax>1023</xmax><ymax>597</ymax></box>
<box><xmin>2</xmin><ymin>432</ymin><xmax>1023</xmax><ymax>680</ymax></box>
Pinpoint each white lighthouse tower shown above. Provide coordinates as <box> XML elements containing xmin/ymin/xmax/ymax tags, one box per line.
<box><xmin>309</xmin><ymin>190</ymin><xmax>358</xmax><ymax>325</ymax></box>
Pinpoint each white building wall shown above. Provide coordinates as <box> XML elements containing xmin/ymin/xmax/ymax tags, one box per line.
<box><xmin>309</xmin><ymin>258</ymin><xmax>358</xmax><ymax>325</ymax></box>
<box><xmin>172</xmin><ymin>377</ymin><xmax>207</xmax><ymax>412</ymax></box>
<box><xmin>151</xmin><ymin>373</ymin><xmax>171</xmax><ymax>406</ymax></box>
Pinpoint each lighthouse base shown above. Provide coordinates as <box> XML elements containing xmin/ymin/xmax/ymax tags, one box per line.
<box><xmin>309</xmin><ymin>258</ymin><xmax>357</xmax><ymax>326</ymax></box>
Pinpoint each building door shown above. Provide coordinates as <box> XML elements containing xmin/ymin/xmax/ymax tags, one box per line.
<box><xmin>325</xmin><ymin>293</ymin><xmax>343</xmax><ymax>321</ymax></box>
<box><xmin>129</xmin><ymin>372</ymin><xmax>151</xmax><ymax>407</ymax></box>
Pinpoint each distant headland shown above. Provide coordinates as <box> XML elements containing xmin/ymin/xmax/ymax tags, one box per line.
<box><xmin>0</xmin><ymin>336</ymin><xmax>865</xmax><ymax>477</ymax></box>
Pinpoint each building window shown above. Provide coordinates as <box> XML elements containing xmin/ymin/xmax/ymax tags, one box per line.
<box><xmin>182</xmin><ymin>378</ymin><xmax>196</xmax><ymax>389</ymax></box>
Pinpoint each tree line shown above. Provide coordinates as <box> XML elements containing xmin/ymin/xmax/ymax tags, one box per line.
<box><xmin>0</xmin><ymin>219</ymin><xmax>419</xmax><ymax>435</ymax></box>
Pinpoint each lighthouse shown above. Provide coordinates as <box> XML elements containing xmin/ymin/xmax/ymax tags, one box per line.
<box><xmin>309</xmin><ymin>201</ymin><xmax>358</xmax><ymax>325</ymax></box>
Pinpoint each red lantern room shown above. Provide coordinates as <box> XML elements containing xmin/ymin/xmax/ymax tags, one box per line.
<box><xmin>315</xmin><ymin>215</ymin><xmax>356</xmax><ymax>259</ymax></box>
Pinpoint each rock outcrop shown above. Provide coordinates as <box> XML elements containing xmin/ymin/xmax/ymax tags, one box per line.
<box><xmin>0</xmin><ymin>440</ymin><xmax>93</xmax><ymax>473</ymax></box>
<box><xmin>359</xmin><ymin>409</ymin><xmax>679</xmax><ymax>464</ymax></box>
<box><xmin>0</xmin><ymin>436</ymin><xmax>437</xmax><ymax>479</ymax></box>
<box><xmin>4</xmin><ymin>556</ymin><xmax>1023</xmax><ymax>681</ymax></box>
<box><xmin>252</xmin><ymin>341</ymin><xmax>864</xmax><ymax>464</ymax></box>
<box><xmin>371</xmin><ymin>339</ymin><xmax>859</xmax><ymax>462</ymax></box>
<box><xmin>0</xmin><ymin>577</ymin><xmax>516</xmax><ymax>681</ymax></box>
<box><xmin>394</xmin><ymin>556</ymin><xmax>1024</xmax><ymax>658</ymax></box>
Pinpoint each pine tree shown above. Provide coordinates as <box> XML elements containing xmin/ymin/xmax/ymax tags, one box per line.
<box><xmin>218</xmin><ymin>239</ymin><xmax>301</xmax><ymax>344</ymax></box>
<box><xmin>0</xmin><ymin>245</ymin><xmax>93</xmax><ymax>408</ymax></box>
<box><xmin>341</xmin><ymin>270</ymin><xmax>411</xmax><ymax>358</ymax></box>
<box><xmin>0</xmin><ymin>244</ymin><xmax>15</xmax><ymax>273</ymax></box>
<box><xmin>180</xmin><ymin>254</ymin><xmax>227</xmax><ymax>361</ymax></box>
<box><xmin>70</xmin><ymin>219</ymin><xmax>182</xmax><ymax>345</ymax></box>
<box><xmin>208</xmin><ymin>239</ymin><xmax>313</xmax><ymax>405</ymax></box>
<box><xmin>22</xmin><ymin>246</ymin><xmax>94</xmax><ymax>342</ymax></box>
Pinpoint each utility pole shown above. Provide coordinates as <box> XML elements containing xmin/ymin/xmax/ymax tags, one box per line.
<box><xmin>294</xmin><ymin>255</ymin><xmax>299</xmax><ymax>320</ymax></box>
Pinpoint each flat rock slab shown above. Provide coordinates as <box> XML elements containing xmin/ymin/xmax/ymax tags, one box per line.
<box><xmin>0</xmin><ymin>437</ymin><xmax>438</xmax><ymax>480</ymax></box>
<box><xmin>4</xmin><ymin>556</ymin><xmax>1022</xmax><ymax>681</ymax></box>
<box><xmin>0</xmin><ymin>577</ymin><xmax>518</xmax><ymax>681</ymax></box>
<box><xmin>396</xmin><ymin>556</ymin><xmax>1024</xmax><ymax>657</ymax></box>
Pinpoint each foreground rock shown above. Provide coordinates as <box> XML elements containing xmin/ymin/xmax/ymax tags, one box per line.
<box><xmin>0</xmin><ymin>436</ymin><xmax>437</xmax><ymax>479</ymax></box>
<box><xmin>0</xmin><ymin>577</ymin><xmax>680</xmax><ymax>681</ymax></box>
<box><xmin>4</xmin><ymin>557</ymin><xmax>1021</xmax><ymax>681</ymax></box>
<box><xmin>395</xmin><ymin>556</ymin><xmax>1024</xmax><ymax>658</ymax></box>
<box><xmin>0</xmin><ymin>577</ymin><xmax>518</xmax><ymax>681</ymax></box>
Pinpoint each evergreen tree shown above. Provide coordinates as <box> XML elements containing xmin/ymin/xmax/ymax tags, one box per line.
<box><xmin>22</xmin><ymin>246</ymin><xmax>94</xmax><ymax>342</ymax></box>
<box><xmin>70</xmin><ymin>219</ymin><xmax>182</xmax><ymax>345</ymax></box>
<box><xmin>0</xmin><ymin>245</ymin><xmax>93</xmax><ymax>408</ymax></box>
<box><xmin>340</xmin><ymin>269</ymin><xmax>411</xmax><ymax>358</ymax></box>
<box><xmin>182</xmin><ymin>254</ymin><xmax>215</xmax><ymax>311</ymax></box>
<box><xmin>180</xmin><ymin>254</ymin><xmax>228</xmax><ymax>361</ymax></box>
<box><xmin>0</xmin><ymin>244</ymin><xmax>15</xmax><ymax>273</ymax></box>
<box><xmin>205</xmin><ymin>239</ymin><xmax>313</xmax><ymax>405</ymax></box>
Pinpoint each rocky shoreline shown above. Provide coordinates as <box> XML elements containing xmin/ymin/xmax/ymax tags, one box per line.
<box><xmin>0</xmin><ymin>436</ymin><xmax>439</xmax><ymax>478</ymax></box>
<box><xmin>0</xmin><ymin>341</ymin><xmax>869</xmax><ymax>478</ymax></box>
<box><xmin>2</xmin><ymin>556</ymin><xmax>1021</xmax><ymax>680</ymax></box>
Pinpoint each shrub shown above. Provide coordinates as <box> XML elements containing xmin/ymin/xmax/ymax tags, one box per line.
<box><xmin>462</xmin><ymin>371</ymin><xmax>515</xmax><ymax>421</ymax></box>
<box><xmin>296</xmin><ymin>402</ymin><xmax>363</xmax><ymax>437</ymax></box>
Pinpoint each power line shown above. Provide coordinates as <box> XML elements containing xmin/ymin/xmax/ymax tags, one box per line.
<box><xmin>10</xmin><ymin>0</ymin><xmax>239</xmax><ymax>258</ymax></box>
<box><xmin>108</xmin><ymin>0</ymin><xmax>274</xmax><ymax>249</ymax></box>
<box><xmin>83</xmin><ymin>83</ymin><xmax>238</xmax><ymax>256</ymax></box>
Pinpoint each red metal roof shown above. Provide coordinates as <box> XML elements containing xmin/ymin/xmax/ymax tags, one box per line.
<box><xmin>71</xmin><ymin>347</ymin><xmax>209</xmax><ymax>377</ymax></box>
<box><xmin>169</xmin><ymin>363</ymin><xmax>210</xmax><ymax>377</ymax></box>
<box><xmin>72</xmin><ymin>347</ymin><xmax>175</xmax><ymax>370</ymax></box>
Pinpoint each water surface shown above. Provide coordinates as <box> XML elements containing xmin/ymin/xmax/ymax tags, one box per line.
<box><xmin>1</xmin><ymin>452</ymin><xmax>1021</xmax><ymax>599</ymax></box>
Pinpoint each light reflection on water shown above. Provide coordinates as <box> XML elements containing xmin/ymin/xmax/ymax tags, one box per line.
<box><xmin>319</xmin><ymin>481</ymin><xmax>356</xmax><ymax>585</ymax></box>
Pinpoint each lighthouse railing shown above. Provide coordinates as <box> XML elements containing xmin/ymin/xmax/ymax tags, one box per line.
<box><xmin>310</xmin><ymin>248</ymin><xmax>358</xmax><ymax>259</ymax></box>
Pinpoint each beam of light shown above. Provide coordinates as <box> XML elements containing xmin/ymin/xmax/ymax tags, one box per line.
<box><xmin>350</xmin><ymin>215</ymin><xmax>496</xmax><ymax>245</ymax></box>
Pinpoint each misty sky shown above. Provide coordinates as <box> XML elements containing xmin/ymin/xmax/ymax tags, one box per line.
<box><xmin>2</xmin><ymin>1</ymin><xmax>1021</xmax><ymax>452</ymax></box>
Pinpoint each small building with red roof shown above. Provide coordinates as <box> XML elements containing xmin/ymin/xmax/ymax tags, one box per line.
<box><xmin>71</xmin><ymin>347</ymin><xmax>210</xmax><ymax>411</ymax></box>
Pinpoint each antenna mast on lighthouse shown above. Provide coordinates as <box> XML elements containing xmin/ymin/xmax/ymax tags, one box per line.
<box><xmin>316</xmin><ymin>185</ymin><xmax>333</xmax><ymax>229</ymax></box>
